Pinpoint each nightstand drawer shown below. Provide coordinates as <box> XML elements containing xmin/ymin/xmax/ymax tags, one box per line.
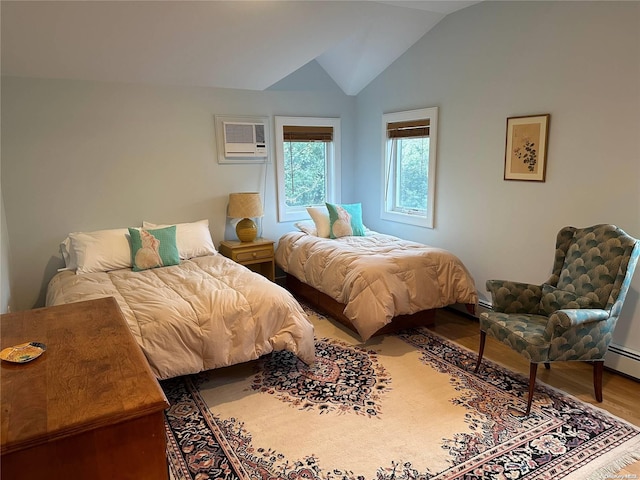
<box><xmin>236</xmin><ymin>248</ymin><xmax>272</xmax><ymax>262</ymax></box>
<box><xmin>218</xmin><ymin>239</ymin><xmax>275</xmax><ymax>282</ymax></box>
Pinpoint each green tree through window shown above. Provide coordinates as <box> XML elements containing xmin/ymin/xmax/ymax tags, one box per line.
<box><xmin>284</xmin><ymin>141</ymin><xmax>326</xmax><ymax>207</ymax></box>
<box><xmin>382</xmin><ymin>107</ymin><xmax>438</xmax><ymax>228</ymax></box>
<box><xmin>397</xmin><ymin>137</ymin><xmax>429</xmax><ymax>212</ymax></box>
<box><xmin>275</xmin><ymin>116</ymin><xmax>340</xmax><ymax>222</ymax></box>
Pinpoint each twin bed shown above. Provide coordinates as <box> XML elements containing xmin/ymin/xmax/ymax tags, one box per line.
<box><xmin>46</xmin><ymin>218</ymin><xmax>477</xmax><ymax>380</ymax></box>
<box><xmin>275</xmin><ymin>230</ymin><xmax>478</xmax><ymax>341</ymax></box>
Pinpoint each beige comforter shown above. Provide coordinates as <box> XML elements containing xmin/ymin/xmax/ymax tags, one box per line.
<box><xmin>46</xmin><ymin>254</ymin><xmax>315</xmax><ymax>379</ymax></box>
<box><xmin>275</xmin><ymin>231</ymin><xmax>477</xmax><ymax>340</ymax></box>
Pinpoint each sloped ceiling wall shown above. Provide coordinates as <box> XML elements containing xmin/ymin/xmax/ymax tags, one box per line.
<box><xmin>1</xmin><ymin>0</ymin><xmax>478</xmax><ymax>95</ymax></box>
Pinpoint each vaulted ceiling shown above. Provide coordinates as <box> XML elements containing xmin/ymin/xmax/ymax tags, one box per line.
<box><xmin>1</xmin><ymin>1</ymin><xmax>479</xmax><ymax>96</ymax></box>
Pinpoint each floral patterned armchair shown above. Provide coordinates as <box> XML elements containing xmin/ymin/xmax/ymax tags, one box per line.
<box><xmin>474</xmin><ymin>224</ymin><xmax>640</xmax><ymax>415</ymax></box>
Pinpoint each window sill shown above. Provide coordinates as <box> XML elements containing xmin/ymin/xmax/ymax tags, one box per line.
<box><xmin>380</xmin><ymin>210</ymin><xmax>433</xmax><ymax>228</ymax></box>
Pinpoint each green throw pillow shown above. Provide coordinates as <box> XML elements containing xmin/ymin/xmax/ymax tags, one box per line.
<box><xmin>128</xmin><ymin>226</ymin><xmax>180</xmax><ymax>272</ymax></box>
<box><xmin>326</xmin><ymin>202</ymin><xmax>366</xmax><ymax>238</ymax></box>
<box><xmin>538</xmin><ymin>283</ymin><xmax>598</xmax><ymax>315</ymax></box>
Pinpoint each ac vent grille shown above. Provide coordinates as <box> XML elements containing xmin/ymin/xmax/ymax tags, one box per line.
<box><xmin>223</xmin><ymin>122</ymin><xmax>267</xmax><ymax>157</ymax></box>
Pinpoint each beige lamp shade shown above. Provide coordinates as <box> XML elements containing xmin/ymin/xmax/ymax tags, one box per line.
<box><xmin>228</xmin><ymin>193</ymin><xmax>263</xmax><ymax>242</ymax></box>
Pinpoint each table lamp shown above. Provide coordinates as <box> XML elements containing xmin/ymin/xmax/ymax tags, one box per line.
<box><xmin>228</xmin><ymin>192</ymin><xmax>264</xmax><ymax>242</ymax></box>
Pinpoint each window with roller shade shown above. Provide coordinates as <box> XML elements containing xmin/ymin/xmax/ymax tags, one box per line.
<box><xmin>382</xmin><ymin>107</ymin><xmax>438</xmax><ymax>228</ymax></box>
<box><xmin>275</xmin><ymin>116</ymin><xmax>341</xmax><ymax>222</ymax></box>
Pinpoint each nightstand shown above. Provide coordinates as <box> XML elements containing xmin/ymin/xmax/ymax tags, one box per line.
<box><xmin>219</xmin><ymin>238</ymin><xmax>275</xmax><ymax>282</ymax></box>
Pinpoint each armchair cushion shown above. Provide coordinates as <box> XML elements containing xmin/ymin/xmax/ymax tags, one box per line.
<box><xmin>479</xmin><ymin>312</ymin><xmax>551</xmax><ymax>363</ymax></box>
<box><xmin>538</xmin><ymin>283</ymin><xmax>600</xmax><ymax>316</ymax></box>
<box><xmin>480</xmin><ymin>308</ymin><xmax>613</xmax><ymax>364</ymax></box>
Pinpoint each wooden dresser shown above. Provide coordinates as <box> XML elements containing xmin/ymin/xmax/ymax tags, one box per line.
<box><xmin>1</xmin><ymin>297</ymin><xmax>170</xmax><ymax>480</ymax></box>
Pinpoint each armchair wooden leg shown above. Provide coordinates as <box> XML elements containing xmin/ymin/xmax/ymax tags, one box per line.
<box><xmin>544</xmin><ymin>363</ymin><xmax>550</xmax><ymax>370</ymax></box>
<box><xmin>474</xmin><ymin>330</ymin><xmax>486</xmax><ymax>373</ymax></box>
<box><xmin>593</xmin><ymin>361</ymin><xmax>604</xmax><ymax>402</ymax></box>
<box><xmin>526</xmin><ymin>363</ymin><xmax>538</xmax><ymax>415</ymax></box>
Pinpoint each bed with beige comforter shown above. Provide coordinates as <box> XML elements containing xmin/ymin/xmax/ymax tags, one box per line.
<box><xmin>46</xmin><ymin>254</ymin><xmax>315</xmax><ymax>380</ymax></box>
<box><xmin>275</xmin><ymin>231</ymin><xmax>478</xmax><ymax>341</ymax></box>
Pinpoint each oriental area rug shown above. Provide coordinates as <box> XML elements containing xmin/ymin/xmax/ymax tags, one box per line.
<box><xmin>162</xmin><ymin>304</ymin><xmax>640</xmax><ymax>480</ymax></box>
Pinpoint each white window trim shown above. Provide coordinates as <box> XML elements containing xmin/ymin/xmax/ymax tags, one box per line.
<box><xmin>275</xmin><ymin>116</ymin><xmax>341</xmax><ymax>222</ymax></box>
<box><xmin>380</xmin><ymin>107</ymin><xmax>438</xmax><ymax>228</ymax></box>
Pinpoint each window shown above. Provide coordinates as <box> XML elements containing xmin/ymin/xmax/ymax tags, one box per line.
<box><xmin>381</xmin><ymin>107</ymin><xmax>438</xmax><ymax>228</ymax></box>
<box><xmin>275</xmin><ymin>116</ymin><xmax>341</xmax><ymax>222</ymax></box>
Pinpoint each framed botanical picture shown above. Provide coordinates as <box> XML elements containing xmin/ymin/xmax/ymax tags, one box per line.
<box><xmin>504</xmin><ymin>114</ymin><xmax>550</xmax><ymax>182</ymax></box>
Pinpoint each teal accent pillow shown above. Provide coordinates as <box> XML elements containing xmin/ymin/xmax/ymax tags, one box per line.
<box><xmin>128</xmin><ymin>226</ymin><xmax>180</xmax><ymax>272</ymax></box>
<box><xmin>538</xmin><ymin>283</ymin><xmax>598</xmax><ymax>315</ymax></box>
<box><xmin>326</xmin><ymin>203</ymin><xmax>366</xmax><ymax>238</ymax></box>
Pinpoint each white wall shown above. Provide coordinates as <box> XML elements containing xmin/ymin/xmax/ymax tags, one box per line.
<box><xmin>355</xmin><ymin>1</ymin><xmax>640</xmax><ymax>376</ymax></box>
<box><xmin>1</xmin><ymin>191</ymin><xmax>12</xmax><ymax>313</ymax></box>
<box><xmin>1</xmin><ymin>78</ymin><xmax>356</xmax><ymax>310</ymax></box>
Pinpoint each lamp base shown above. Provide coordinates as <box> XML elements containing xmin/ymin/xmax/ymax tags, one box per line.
<box><xmin>236</xmin><ymin>218</ymin><xmax>257</xmax><ymax>242</ymax></box>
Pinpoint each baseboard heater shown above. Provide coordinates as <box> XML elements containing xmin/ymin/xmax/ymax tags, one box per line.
<box><xmin>606</xmin><ymin>344</ymin><xmax>640</xmax><ymax>380</ymax></box>
<box><xmin>477</xmin><ymin>299</ymin><xmax>492</xmax><ymax>311</ymax></box>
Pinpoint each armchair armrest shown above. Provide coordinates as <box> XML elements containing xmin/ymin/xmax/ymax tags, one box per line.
<box><xmin>486</xmin><ymin>279</ymin><xmax>543</xmax><ymax>314</ymax></box>
<box><xmin>548</xmin><ymin>308</ymin><xmax>610</xmax><ymax>331</ymax></box>
<box><xmin>545</xmin><ymin>309</ymin><xmax>613</xmax><ymax>361</ymax></box>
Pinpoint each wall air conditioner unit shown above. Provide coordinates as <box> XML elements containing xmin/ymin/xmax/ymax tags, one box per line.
<box><xmin>223</xmin><ymin>122</ymin><xmax>267</xmax><ymax>158</ymax></box>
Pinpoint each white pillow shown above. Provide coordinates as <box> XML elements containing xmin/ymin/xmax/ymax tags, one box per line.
<box><xmin>307</xmin><ymin>207</ymin><xmax>330</xmax><ymax>238</ymax></box>
<box><xmin>60</xmin><ymin>236</ymin><xmax>76</xmax><ymax>271</ymax></box>
<box><xmin>142</xmin><ymin>219</ymin><xmax>216</xmax><ymax>259</ymax></box>
<box><xmin>294</xmin><ymin>221</ymin><xmax>317</xmax><ymax>236</ymax></box>
<box><xmin>65</xmin><ymin>228</ymin><xmax>133</xmax><ymax>274</ymax></box>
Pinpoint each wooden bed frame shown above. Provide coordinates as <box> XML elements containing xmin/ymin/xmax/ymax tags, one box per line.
<box><xmin>286</xmin><ymin>273</ymin><xmax>444</xmax><ymax>338</ymax></box>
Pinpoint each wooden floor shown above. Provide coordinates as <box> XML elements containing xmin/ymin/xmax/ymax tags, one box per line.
<box><xmin>427</xmin><ymin>308</ymin><xmax>640</xmax><ymax>477</ymax></box>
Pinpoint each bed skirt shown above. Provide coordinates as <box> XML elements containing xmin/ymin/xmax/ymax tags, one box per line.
<box><xmin>285</xmin><ymin>274</ymin><xmax>443</xmax><ymax>339</ymax></box>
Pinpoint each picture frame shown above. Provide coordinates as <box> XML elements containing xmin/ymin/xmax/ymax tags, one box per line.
<box><xmin>504</xmin><ymin>114</ymin><xmax>550</xmax><ymax>182</ymax></box>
